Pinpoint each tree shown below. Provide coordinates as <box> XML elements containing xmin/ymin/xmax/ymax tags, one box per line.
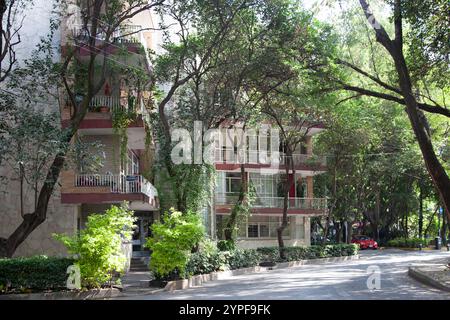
<box><xmin>151</xmin><ymin>0</ymin><xmax>266</xmax><ymax>214</ymax></box>
<box><xmin>322</xmin><ymin>0</ymin><xmax>450</xmax><ymax>224</ymax></box>
<box><xmin>0</xmin><ymin>0</ymin><xmax>164</xmax><ymax>258</ymax></box>
<box><xmin>0</xmin><ymin>0</ymin><xmax>29</xmax><ymax>82</ymax></box>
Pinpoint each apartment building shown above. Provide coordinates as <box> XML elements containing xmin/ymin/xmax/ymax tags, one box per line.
<box><xmin>0</xmin><ymin>1</ymin><xmax>159</xmax><ymax>257</ymax></box>
<box><xmin>213</xmin><ymin>124</ymin><xmax>328</xmax><ymax>248</ymax></box>
<box><xmin>59</xmin><ymin>2</ymin><xmax>159</xmax><ymax>255</ymax></box>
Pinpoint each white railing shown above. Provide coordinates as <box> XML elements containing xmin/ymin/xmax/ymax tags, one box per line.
<box><xmin>71</xmin><ymin>24</ymin><xmax>146</xmax><ymax>46</ymax></box>
<box><xmin>89</xmin><ymin>95</ymin><xmax>121</xmax><ymax>113</ymax></box>
<box><xmin>78</xmin><ymin>94</ymin><xmax>148</xmax><ymax>116</ymax></box>
<box><xmin>214</xmin><ymin>147</ymin><xmax>326</xmax><ymax>166</ymax></box>
<box><xmin>215</xmin><ymin>194</ymin><xmax>327</xmax><ymax>210</ymax></box>
<box><xmin>75</xmin><ymin>174</ymin><xmax>157</xmax><ymax>199</ymax></box>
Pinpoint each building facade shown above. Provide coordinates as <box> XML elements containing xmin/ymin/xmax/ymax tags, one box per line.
<box><xmin>0</xmin><ymin>1</ymin><xmax>159</xmax><ymax>257</ymax></box>
<box><xmin>212</xmin><ymin>124</ymin><xmax>328</xmax><ymax>249</ymax></box>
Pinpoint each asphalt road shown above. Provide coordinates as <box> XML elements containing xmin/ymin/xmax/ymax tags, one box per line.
<box><xmin>119</xmin><ymin>249</ymin><xmax>450</xmax><ymax>300</ymax></box>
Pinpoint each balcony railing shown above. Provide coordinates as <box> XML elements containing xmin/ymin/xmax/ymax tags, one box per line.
<box><xmin>71</xmin><ymin>24</ymin><xmax>147</xmax><ymax>46</ymax></box>
<box><xmin>75</xmin><ymin>174</ymin><xmax>158</xmax><ymax>199</ymax></box>
<box><xmin>215</xmin><ymin>194</ymin><xmax>327</xmax><ymax>210</ymax></box>
<box><xmin>66</xmin><ymin>94</ymin><xmax>148</xmax><ymax>116</ymax></box>
<box><xmin>214</xmin><ymin>148</ymin><xmax>326</xmax><ymax>167</ymax></box>
<box><xmin>88</xmin><ymin>95</ymin><xmax>122</xmax><ymax>113</ymax></box>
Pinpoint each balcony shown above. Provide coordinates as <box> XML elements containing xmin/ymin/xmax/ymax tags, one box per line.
<box><xmin>87</xmin><ymin>94</ymin><xmax>149</xmax><ymax>117</ymax></box>
<box><xmin>215</xmin><ymin>194</ymin><xmax>327</xmax><ymax>210</ymax></box>
<box><xmin>70</xmin><ymin>24</ymin><xmax>150</xmax><ymax>64</ymax></box>
<box><xmin>61</xmin><ymin>173</ymin><xmax>158</xmax><ymax>209</ymax></box>
<box><xmin>72</xmin><ymin>24</ymin><xmax>146</xmax><ymax>44</ymax></box>
<box><xmin>62</xmin><ymin>94</ymin><xmax>150</xmax><ymax>135</ymax></box>
<box><xmin>214</xmin><ymin>148</ymin><xmax>327</xmax><ymax>171</ymax></box>
<box><xmin>75</xmin><ymin>174</ymin><xmax>157</xmax><ymax>198</ymax></box>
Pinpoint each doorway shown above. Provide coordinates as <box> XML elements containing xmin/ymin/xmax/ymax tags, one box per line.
<box><xmin>132</xmin><ymin>212</ymin><xmax>154</xmax><ymax>255</ymax></box>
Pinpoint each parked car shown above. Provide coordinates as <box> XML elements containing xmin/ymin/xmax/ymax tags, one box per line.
<box><xmin>351</xmin><ymin>235</ymin><xmax>378</xmax><ymax>249</ymax></box>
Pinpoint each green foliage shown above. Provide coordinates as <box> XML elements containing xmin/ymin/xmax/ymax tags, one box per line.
<box><xmin>112</xmin><ymin>108</ymin><xmax>134</xmax><ymax>163</ymax></box>
<box><xmin>146</xmin><ymin>209</ymin><xmax>205</xmax><ymax>279</ymax></box>
<box><xmin>386</xmin><ymin>238</ymin><xmax>428</xmax><ymax>248</ymax></box>
<box><xmin>217</xmin><ymin>240</ymin><xmax>236</xmax><ymax>252</ymax></box>
<box><xmin>186</xmin><ymin>246</ymin><xmax>261</xmax><ymax>277</ymax></box>
<box><xmin>225</xmin><ymin>249</ymin><xmax>262</xmax><ymax>270</ymax></box>
<box><xmin>155</xmin><ymin>162</ymin><xmax>216</xmax><ymax>214</ymax></box>
<box><xmin>0</xmin><ymin>256</ymin><xmax>74</xmax><ymax>293</ymax></box>
<box><xmin>54</xmin><ymin>203</ymin><xmax>136</xmax><ymax>288</ymax></box>
<box><xmin>186</xmin><ymin>239</ymin><xmax>228</xmax><ymax>276</ymax></box>
<box><xmin>257</xmin><ymin>244</ymin><xmax>359</xmax><ymax>263</ymax></box>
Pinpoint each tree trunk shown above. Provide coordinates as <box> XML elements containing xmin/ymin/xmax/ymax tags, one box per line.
<box><xmin>358</xmin><ymin>0</ymin><xmax>450</xmax><ymax>230</ymax></box>
<box><xmin>224</xmin><ymin>164</ymin><xmax>247</xmax><ymax>241</ymax></box>
<box><xmin>277</xmin><ymin>151</ymin><xmax>294</xmax><ymax>260</ymax></box>
<box><xmin>418</xmin><ymin>185</ymin><xmax>423</xmax><ymax>238</ymax></box>
<box><xmin>0</xmin><ymin>153</ymin><xmax>66</xmax><ymax>257</ymax></box>
<box><xmin>0</xmin><ymin>1</ymin><xmax>107</xmax><ymax>257</ymax></box>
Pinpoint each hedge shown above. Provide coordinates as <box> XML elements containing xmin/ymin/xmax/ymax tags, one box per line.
<box><xmin>257</xmin><ymin>244</ymin><xmax>359</xmax><ymax>263</ymax></box>
<box><xmin>185</xmin><ymin>244</ymin><xmax>358</xmax><ymax>277</ymax></box>
<box><xmin>386</xmin><ymin>238</ymin><xmax>428</xmax><ymax>248</ymax></box>
<box><xmin>0</xmin><ymin>256</ymin><xmax>74</xmax><ymax>293</ymax></box>
<box><xmin>186</xmin><ymin>249</ymin><xmax>261</xmax><ymax>277</ymax></box>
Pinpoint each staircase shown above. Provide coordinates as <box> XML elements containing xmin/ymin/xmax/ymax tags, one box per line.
<box><xmin>121</xmin><ymin>251</ymin><xmax>153</xmax><ymax>293</ymax></box>
<box><xmin>130</xmin><ymin>257</ymin><xmax>149</xmax><ymax>272</ymax></box>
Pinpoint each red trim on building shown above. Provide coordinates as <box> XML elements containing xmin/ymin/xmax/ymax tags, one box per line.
<box><xmin>61</xmin><ymin>117</ymin><xmax>144</xmax><ymax>129</ymax></box>
<box><xmin>215</xmin><ymin>207</ymin><xmax>325</xmax><ymax>215</ymax></box>
<box><xmin>214</xmin><ymin>163</ymin><xmax>326</xmax><ymax>172</ymax></box>
<box><xmin>61</xmin><ymin>193</ymin><xmax>149</xmax><ymax>204</ymax></box>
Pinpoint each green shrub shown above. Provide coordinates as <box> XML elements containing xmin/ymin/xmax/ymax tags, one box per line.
<box><xmin>146</xmin><ymin>209</ymin><xmax>205</xmax><ymax>279</ymax></box>
<box><xmin>186</xmin><ymin>245</ymin><xmax>261</xmax><ymax>276</ymax></box>
<box><xmin>186</xmin><ymin>239</ymin><xmax>227</xmax><ymax>276</ymax></box>
<box><xmin>217</xmin><ymin>240</ymin><xmax>236</xmax><ymax>252</ymax></box>
<box><xmin>257</xmin><ymin>244</ymin><xmax>359</xmax><ymax>263</ymax></box>
<box><xmin>54</xmin><ymin>203</ymin><xmax>136</xmax><ymax>288</ymax></box>
<box><xmin>0</xmin><ymin>256</ymin><xmax>74</xmax><ymax>293</ymax></box>
<box><xmin>225</xmin><ymin>249</ymin><xmax>261</xmax><ymax>270</ymax></box>
<box><xmin>386</xmin><ymin>238</ymin><xmax>428</xmax><ymax>248</ymax></box>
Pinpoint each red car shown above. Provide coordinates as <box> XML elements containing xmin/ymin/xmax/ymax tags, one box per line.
<box><xmin>351</xmin><ymin>235</ymin><xmax>378</xmax><ymax>249</ymax></box>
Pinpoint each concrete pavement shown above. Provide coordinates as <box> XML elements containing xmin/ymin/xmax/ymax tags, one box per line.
<box><xmin>115</xmin><ymin>249</ymin><xmax>450</xmax><ymax>300</ymax></box>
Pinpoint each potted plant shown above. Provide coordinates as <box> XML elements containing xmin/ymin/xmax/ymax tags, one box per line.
<box><xmin>100</xmin><ymin>105</ymin><xmax>109</xmax><ymax>113</ymax></box>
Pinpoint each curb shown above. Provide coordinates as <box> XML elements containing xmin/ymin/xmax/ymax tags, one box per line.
<box><xmin>163</xmin><ymin>254</ymin><xmax>360</xmax><ymax>292</ymax></box>
<box><xmin>408</xmin><ymin>267</ymin><xmax>450</xmax><ymax>292</ymax></box>
<box><xmin>0</xmin><ymin>288</ymin><xmax>122</xmax><ymax>300</ymax></box>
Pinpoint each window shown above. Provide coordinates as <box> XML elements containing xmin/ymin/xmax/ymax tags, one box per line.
<box><xmin>237</xmin><ymin>216</ymin><xmax>291</xmax><ymax>239</ymax></box>
<box><xmin>296</xmin><ymin>180</ymin><xmax>308</xmax><ymax>198</ymax></box>
<box><xmin>226</xmin><ymin>173</ymin><xmax>241</xmax><ymax>195</ymax></box>
<box><xmin>247</xmin><ymin>225</ymin><xmax>259</xmax><ymax>238</ymax></box>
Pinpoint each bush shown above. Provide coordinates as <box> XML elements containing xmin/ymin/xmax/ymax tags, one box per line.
<box><xmin>146</xmin><ymin>209</ymin><xmax>205</xmax><ymax>279</ymax></box>
<box><xmin>217</xmin><ymin>240</ymin><xmax>236</xmax><ymax>252</ymax></box>
<box><xmin>0</xmin><ymin>256</ymin><xmax>74</xmax><ymax>293</ymax></box>
<box><xmin>257</xmin><ymin>244</ymin><xmax>359</xmax><ymax>263</ymax></box>
<box><xmin>186</xmin><ymin>247</ymin><xmax>261</xmax><ymax>276</ymax></box>
<box><xmin>54</xmin><ymin>203</ymin><xmax>136</xmax><ymax>288</ymax></box>
<box><xmin>186</xmin><ymin>239</ymin><xmax>227</xmax><ymax>276</ymax></box>
<box><xmin>386</xmin><ymin>238</ymin><xmax>428</xmax><ymax>248</ymax></box>
<box><xmin>225</xmin><ymin>249</ymin><xmax>261</xmax><ymax>270</ymax></box>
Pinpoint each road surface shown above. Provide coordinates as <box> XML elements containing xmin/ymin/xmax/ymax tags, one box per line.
<box><xmin>118</xmin><ymin>249</ymin><xmax>450</xmax><ymax>300</ymax></box>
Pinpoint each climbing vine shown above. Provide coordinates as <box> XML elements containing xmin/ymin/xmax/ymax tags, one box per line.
<box><xmin>112</xmin><ymin>107</ymin><xmax>133</xmax><ymax>164</ymax></box>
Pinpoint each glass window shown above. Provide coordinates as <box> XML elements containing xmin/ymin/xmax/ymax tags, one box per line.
<box><xmin>226</xmin><ymin>173</ymin><xmax>241</xmax><ymax>194</ymax></box>
<box><xmin>235</xmin><ymin>216</ymin><xmax>291</xmax><ymax>239</ymax></box>
<box><xmin>260</xmin><ymin>224</ymin><xmax>270</xmax><ymax>237</ymax></box>
<box><xmin>247</xmin><ymin>224</ymin><xmax>259</xmax><ymax>238</ymax></box>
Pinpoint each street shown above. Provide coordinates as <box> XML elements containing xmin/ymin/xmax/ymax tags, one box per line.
<box><xmin>119</xmin><ymin>249</ymin><xmax>450</xmax><ymax>300</ymax></box>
